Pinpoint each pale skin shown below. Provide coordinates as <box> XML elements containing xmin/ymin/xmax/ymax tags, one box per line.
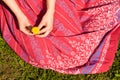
<box><xmin>2</xmin><ymin>0</ymin><xmax>56</xmax><ymax>37</ymax></box>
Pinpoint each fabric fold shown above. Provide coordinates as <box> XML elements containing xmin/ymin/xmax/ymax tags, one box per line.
<box><xmin>0</xmin><ymin>0</ymin><xmax>120</xmax><ymax>74</ymax></box>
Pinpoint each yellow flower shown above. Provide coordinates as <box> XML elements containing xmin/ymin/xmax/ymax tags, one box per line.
<box><xmin>31</xmin><ymin>27</ymin><xmax>40</xmax><ymax>35</ymax></box>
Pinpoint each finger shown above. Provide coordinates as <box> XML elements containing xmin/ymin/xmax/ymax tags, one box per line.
<box><xmin>24</xmin><ymin>25</ymin><xmax>34</xmax><ymax>35</ymax></box>
<box><xmin>39</xmin><ymin>27</ymin><xmax>48</xmax><ymax>34</ymax></box>
<box><xmin>20</xmin><ymin>28</ymin><xmax>34</xmax><ymax>36</ymax></box>
<box><xmin>36</xmin><ymin>30</ymin><xmax>51</xmax><ymax>38</ymax></box>
<box><xmin>22</xmin><ymin>30</ymin><xmax>33</xmax><ymax>35</ymax></box>
<box><xmin>38</xmin><ymin>21</ymin><xmax>46</xmax><ymax>30</ymax></box>
<box><xmin>40</xmin><ymin>24</ymin><xmax>53</xmax><ymax>33</ymax></box>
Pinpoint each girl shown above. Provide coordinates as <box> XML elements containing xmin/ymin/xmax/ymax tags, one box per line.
<box><xmin>0</xmin><ymin>0</ymin><xmax>120</xmax><ymax>74</ymax></box>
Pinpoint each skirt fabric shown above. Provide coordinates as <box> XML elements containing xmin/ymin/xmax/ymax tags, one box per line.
<box><xmin>0</xmin><ymin>0</ymin><xmax>120</xmax><ymax>74</ymax></box>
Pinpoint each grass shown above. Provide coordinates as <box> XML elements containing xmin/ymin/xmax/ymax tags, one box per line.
<box><xmin>0</xmin><ymin>35</ymin><xmax>120</xmax><ymax>80</ymax></box>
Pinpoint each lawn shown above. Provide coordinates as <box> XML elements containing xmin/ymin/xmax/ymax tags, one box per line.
<box><xmin>0</xmin><ymin>35</ymin><xmax>120</xmax><ymax>80</ymax></box>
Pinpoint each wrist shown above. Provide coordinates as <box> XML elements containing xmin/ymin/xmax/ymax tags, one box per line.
<box><xmin>46</xmin><ymin>9</ymin><xmax>55</xmax><ymax>15</ymax></box>
<box><xmin>14</xmin><ymin>11</ymin><xmax>25</xmax><ymax>18</ymax></box>
<box><xmin>16</xmin><ymin>13</ymin><xmax>26</xmax><ymax>21</ymax></box>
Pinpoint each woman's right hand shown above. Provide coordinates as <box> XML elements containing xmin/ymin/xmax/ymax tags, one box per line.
<box><xmin>16</xmin><ymin>15</ymin><xmax>33</xmax><ymax>35</ymax></box>
<box><xmin>3</xmin><ymin>0</ymin><xmax>33</xmax><ymax>36</ymax></box>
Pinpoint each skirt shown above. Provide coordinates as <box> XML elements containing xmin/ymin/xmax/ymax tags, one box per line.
<box><xmin>0</xmin><ymin>0</ymin><xmax>120</xmax><ymax>74</ymax></box>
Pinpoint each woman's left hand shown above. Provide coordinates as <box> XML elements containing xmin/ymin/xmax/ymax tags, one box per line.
<box><xmin>36</xmin><ymin>11</ymin><xmax>54</xmax><ymax>37</ymax></box>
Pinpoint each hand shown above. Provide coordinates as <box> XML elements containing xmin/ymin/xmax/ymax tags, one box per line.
<box><xmin>16</xmin><ymin>15</ymin><xmax>33</xmax><ymax>35</ymax></box>
<box><xmin>36</xmin><ymin>11</ymin><xmax>54</xmax><ymax>37</ymax></box>
<box><xmin>2</xmin><ymin>0</ymin><xmax>34</xmax><ymax>35</ymax></box>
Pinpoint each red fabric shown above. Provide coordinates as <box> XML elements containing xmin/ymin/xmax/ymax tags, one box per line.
<box><xmin>0</xmin><ymin>0</ymin><xmax>120</xmax><ymax>74</ymax></box>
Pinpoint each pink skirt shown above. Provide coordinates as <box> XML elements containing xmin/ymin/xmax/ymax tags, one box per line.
<box><xmin>0</xmin><ymin>0</ymin><xmax>120</xmax><ymax>74</ymax></box>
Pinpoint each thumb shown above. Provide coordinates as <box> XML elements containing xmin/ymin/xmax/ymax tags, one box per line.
<box><xmin>38</xmin><ymin>21</ymin><xmax>46</xmax><ymax>30</ymax></box>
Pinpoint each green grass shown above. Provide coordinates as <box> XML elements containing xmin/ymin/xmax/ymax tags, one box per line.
<box><xmin>0</xmin><ymin>35</ymin><xmax>120</xmax><ymax>80</ymax></box>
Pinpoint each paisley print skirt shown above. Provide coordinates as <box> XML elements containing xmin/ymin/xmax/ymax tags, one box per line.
<box><xmin>0</xmin><ymin>0</ymin><xmax>120</xmax><ymax>74</ymax></box>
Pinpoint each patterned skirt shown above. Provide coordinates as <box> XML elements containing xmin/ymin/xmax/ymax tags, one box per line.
<box><xmin>0</xmin><ymin>0</ymin><xmax>120</xmax><ymax>74</ymax></box>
